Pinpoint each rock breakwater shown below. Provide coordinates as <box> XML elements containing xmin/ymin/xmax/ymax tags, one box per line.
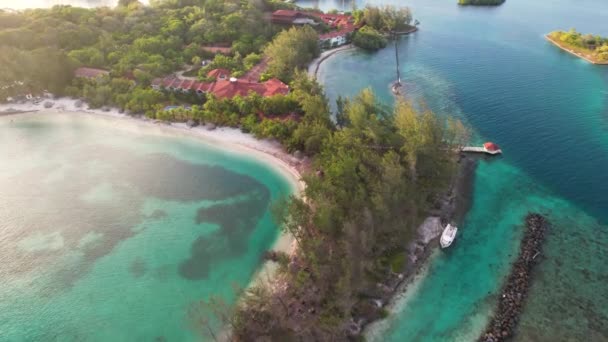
<box><xmin>479</xmin><ymin>213</ymin><xmax>549</xmax><ymax>342</ymax></box>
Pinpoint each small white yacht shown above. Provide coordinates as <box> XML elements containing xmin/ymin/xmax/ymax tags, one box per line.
<box><xmin>440</xmin><ymin>223</ymin><xmax>458</xmax><ymax>248</ymax></box>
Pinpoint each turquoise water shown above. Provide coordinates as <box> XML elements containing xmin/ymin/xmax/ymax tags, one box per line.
<box><xmin>0</xmin><ymin>113</ymin><xmax>293</xmax><ymax>341</ymax></box>
<box><xmin>301</xmin><ymin>0</ymin><xmax>608</xmax><ymax>340</ymax></box>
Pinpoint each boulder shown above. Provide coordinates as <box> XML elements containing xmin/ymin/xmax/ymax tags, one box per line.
<box><xmin>43</xmin><ymin>101</ymin><xmax>54</xmax><ymax>108</ymax></box>
<box><xmin>417</xmin><ymin>217</ymin><xmax>443</xmax><ymax>244</ymax></box>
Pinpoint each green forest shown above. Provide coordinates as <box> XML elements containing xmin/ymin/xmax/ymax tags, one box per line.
<box><xmin>352</xmin><ymin>5</ymin><xmax>414</xmax><ymax>51</ymax></box>
<box><xmin>548</xmin><ymin>29</ymin><xmax>608</xmax><ymax>62</ymax></box>
<box><xmin>198</xmin><ymin>90</ymin><xmax>469</xmax><ymax>340</ymax></box>
<box><xmin>0</xmin><ymin>0</ymin><xmax>290</xmax><ymax>100</ymax></box>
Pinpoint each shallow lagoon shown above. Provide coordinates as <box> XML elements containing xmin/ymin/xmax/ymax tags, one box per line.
<box><xmin>0</xmin><ymin>113</ymin><xmax>293</xmax><ymax>341</ymax></box>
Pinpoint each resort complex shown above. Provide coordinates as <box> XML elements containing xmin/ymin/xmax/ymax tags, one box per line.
<box><xmin>151</xmin><ymin>71</ymin><xmax>290</xmax><ymax>99</ymax></box>
<box><xmin>271</xmin><ymin>9</ymin><xmax>360</xmax><ymax>48</ymax></box>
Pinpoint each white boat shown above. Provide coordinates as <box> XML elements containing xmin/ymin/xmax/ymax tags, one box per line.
<box><xmin>440</xmin><ymin>224</ymin><xmax>458</xmax><ymax>248</ymax></box>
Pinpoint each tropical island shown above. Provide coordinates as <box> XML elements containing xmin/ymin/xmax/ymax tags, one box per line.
<box><xmin>0</xmin><ymin>0</ymin><xmax>469</xmax><ymax>340</ymax></box>
<box><xmin>546</xmin><ymin>29</ymin><xmax>608</xmax><ymax>65</ymax></box>
<box><xmin>458</xmin><ymin>0</ymin><xmax>505</xmax><ymax>6</ymax></box>
<box><xmin>351</xmin><ymin>6</ymin><xmax>417</xmax><ymax>51</ymax></box>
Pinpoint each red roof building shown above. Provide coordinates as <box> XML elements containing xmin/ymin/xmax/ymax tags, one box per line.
<box><xmin>262</xmin><ymin>78</ymin><xmax>290</xmax><ymax>97</ymax></box>
<box><xmin>484</xmin><ymin>142</ymin><xmax>500</xmax><ymax>152</ymax></box>
<box><xmin>207</xmin><ymin>68</ymin><xmax>231</xmax><ymax>80</ymax></box>
<box><xmin>151</xmin><ymin>76</ymin><xmax>289</xmax><ymax>99</ymax></box>
<box><xmin>271</xmin><ymin>10</ymin><xmax>306</xmax><ymax>24</ymax></box>
<box><xmin>74</xmin><ymin>67</ymin><xmax>109</xmax><ymax>79</ymax></box>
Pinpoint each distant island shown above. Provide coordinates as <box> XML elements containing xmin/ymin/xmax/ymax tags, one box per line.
<box><xmin>546</xmin><ymin>29</ymin><xmax>608</xmax><ymax>65</ymax></box>
<box><xmin>458</xmin><ymin>0</ymin><xmax>505</xmax><ymax>6</ymax></box>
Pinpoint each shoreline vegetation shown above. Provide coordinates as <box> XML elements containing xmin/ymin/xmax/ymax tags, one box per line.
<box><xmin>479</xmin><ymin>213</ymin><xmax>549</xmax><ymax>342</ymax></box>
<box><xmin>227</xmin><ymin>94</ymin><xmax>470</xmax><ymax>340</ymax></box>
<box><xmin>351</xmin><ymin>6</ymin><xmax>417</xmax><ymax>51</ymax></box>
<box><xmin>458</xmin><ymin>0</ymin><xmax>505</xmax><ymax>6</ymax></box>
<box><xmin>546</xmin><ymin>30</ymin><xmax>608</xmax><ymax>65</ymax></box>
<box><xmin>1</xmin><ymin>2</ymin><xmax>472</xmax><ymax>341</ymax></box>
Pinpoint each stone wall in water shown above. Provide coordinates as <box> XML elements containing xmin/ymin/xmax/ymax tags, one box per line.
<box><xmin>479</xmin><ymin>213</ymin><xmax>549</xmax><ymax>342</ymax></box>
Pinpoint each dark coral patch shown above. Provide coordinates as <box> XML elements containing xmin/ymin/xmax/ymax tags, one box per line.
<box><xmin>179</xmin><ymin>189</ymin><xmax>271</xmax><ymax>280</ymax></box>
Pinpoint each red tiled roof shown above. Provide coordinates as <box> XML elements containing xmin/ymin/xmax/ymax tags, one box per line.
<box><xmin>180</xmin><ymin>79</ymin><xmax>194</xmax><ymax>90</ymax></box>
<box><xmin>196</xmin><ymin>82</ymin><xmax>212</xmax><ymax>93</ymax></box>
<box><xmin>207</xmin><ymin>68</ymin><xmax>231</xmax><ymax>79</ymax></box>
<box><xmin>272</xmin><ymin>10</ymin><xmax>303</xmax><ymax>18</ymax></box>
<box><xmin>153</xmin><ymin>76</ymin><xmax>289</xmax><ymax>99</ymax></box>
<box><xmin>74</xmin><ymin>67</ymin><xmax>109</xmax><ymax>79</ymax></box>
<box><xmin>262</xmin><ymin>78</ymin><xmax>290</xmax><ymax>97</ymax></box>
<box><xmin>484</xmin><ymin>142</ymin><xmax>500</xmax><ymax>151</ymax></box>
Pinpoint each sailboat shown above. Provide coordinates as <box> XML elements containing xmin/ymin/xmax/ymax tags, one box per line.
<box><xmin>391</xmin><ymin>31</ymin><xmax>402</xmax><ymax>95</ymax></box>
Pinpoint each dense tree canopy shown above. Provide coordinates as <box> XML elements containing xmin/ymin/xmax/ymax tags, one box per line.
<box><xmin>549</xmin><ymin>29</ymin><xmax>608</xmax><ymax>62</ymax></box>
<box><xmin>264</xmin><ymin>26</ymin><xmax>320</xmax><ymax>82</ymax></box>
<box><xmin>230</xmin><ymin>88</ymin><xmax>469</xmax><ymax>340</ymax></box>
<box><xmin>352</xmin><ymin>26</ymin><xmax>388</xmax><ymax>50</ymax></box>
<box><xmin>0</xmin><ymin>0</ymin><xmax>282</xmax><ymax>99</ymax></box>
<box><xmin>357</xmin><ymin>5</ymin><xmax>413</xmax><ymax>33</ymax></box>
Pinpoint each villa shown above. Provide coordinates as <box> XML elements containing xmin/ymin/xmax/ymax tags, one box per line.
<box><xmin>271</xmin><ymin>10</ymin><xmax>316</xmax><ymax>26</ymax></box>
<box><xmin>151</xmin><ymin>69</ymin><xmax>289</xmax><ymax>99</ymax></box>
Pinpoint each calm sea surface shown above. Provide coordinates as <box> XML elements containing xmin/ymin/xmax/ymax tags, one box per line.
<box><xmin>300</xmin><ymin>0</ymin><xmax>608</xmax><ymax>340</ymax></box>
<box><xmin>0</xmin><ymin>113</ymin><xmax>293</xmax><ymax>341</ymax></box>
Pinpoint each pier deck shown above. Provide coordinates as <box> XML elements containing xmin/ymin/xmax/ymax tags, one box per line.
<box><xmin>461</xmin><ymin>146</ymin><xmax>502</xmax><ymax>155</ymax></box>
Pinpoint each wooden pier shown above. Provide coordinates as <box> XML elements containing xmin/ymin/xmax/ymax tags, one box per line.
<box><xmin>461</xmin><ymin>142</ymin><xmax>502</xmax><ymax>155</ymax></box>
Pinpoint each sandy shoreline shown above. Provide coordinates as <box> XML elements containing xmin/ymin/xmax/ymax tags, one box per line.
<box><xmin>308</xmin><ymin>44</ymin><xmax>355</xmax><ymax>78</ymax></box>
<box><xmin>0</xmin><ymin>99</ymin><xmax>305</xmax><ymax>282</ymax></box>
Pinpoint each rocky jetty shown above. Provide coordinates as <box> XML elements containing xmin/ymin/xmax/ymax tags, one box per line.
<box><xmin>479</xmin><ymin>213</ymin><xmax>549</xmax><ymax>342</ymax></box>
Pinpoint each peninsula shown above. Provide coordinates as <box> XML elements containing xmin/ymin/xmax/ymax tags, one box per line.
<box><xmin>546</xmin><ymin>29</ymin><xmax>608</xmax><ymax>65</ymax></box>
